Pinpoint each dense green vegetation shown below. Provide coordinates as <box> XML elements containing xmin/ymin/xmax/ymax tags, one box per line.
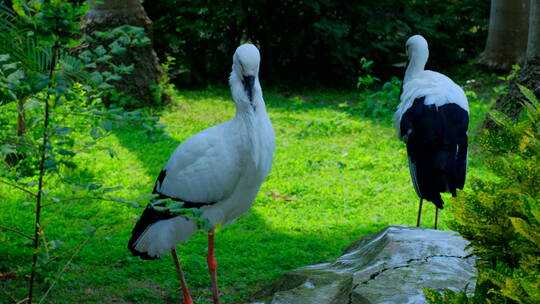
<box><xmin>1</xmin><ymin>75</ymin><xmax>494</xmax><ymax>303</ymax></box>
<box><xmin>425</xmin><ymin>85</ymin><xmax>540</xmax><ymax>304</ymax></box>
<box><xmin>143</xmin><ymin>0</ymin><xmax>489</xmax><ymax>87</ymax></box>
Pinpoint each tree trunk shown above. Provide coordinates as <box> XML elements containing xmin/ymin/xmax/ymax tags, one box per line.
<box><xmin>81</xmin><ymin>0</ymin><xmax>164</xmax><ymax>108</ymax></box>
<box><xmin>485</xmin><ymin>0</ymin><xmax>540</xmax><ymax>130</ymax></box>
<box><xmin>478</xmin><ymin>0</ymin><xmax>530</xmax><ymax>72</ymax></box>
<box><xmin>527</xmin><ymin>0</ymin><xmax>540</xmax><ymax>60</ymax></box>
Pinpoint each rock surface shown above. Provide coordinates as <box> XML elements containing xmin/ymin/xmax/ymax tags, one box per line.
<box><xmin>246</xmin><ymin>225</ymin><xmax>477</xmax><ymax>304</ymax></box>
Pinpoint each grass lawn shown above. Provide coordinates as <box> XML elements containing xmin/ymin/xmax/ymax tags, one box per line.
<box><xmin>1</xmin><ymin>76</ymin><xmax>495</xmax><ymax>303</ymax></box>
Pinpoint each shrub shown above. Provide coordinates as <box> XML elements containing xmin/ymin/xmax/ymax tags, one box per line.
<box><xmin>0</xmin><ymin>2</ymin><xmax>164</xmax><ymax>302</ymax></box>
<box><xmin>427</xmin><ymin>85</ymin><xmax>540</xmax><ymax>304</ymax></box>
<box><xmin>143</xmin><ymin>0</ymin><xmax>489</xmax><ymax>88</ymax></box>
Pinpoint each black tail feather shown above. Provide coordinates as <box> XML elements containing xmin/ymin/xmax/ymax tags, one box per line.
<box><xmin>127</xmin><ymin>202</ymin><xmax>176</xmax><ymax>260</ymax></box>
<box><xmin>432</xmin><ymin>196</ymin><xmax>444</xmax><ymax>210</ymax></box>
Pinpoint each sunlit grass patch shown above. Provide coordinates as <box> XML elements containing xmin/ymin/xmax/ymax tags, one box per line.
<box><xmin>1</xmin><ymin>83</ymin><xmax>491</xmax><ymax>303</ymax></box>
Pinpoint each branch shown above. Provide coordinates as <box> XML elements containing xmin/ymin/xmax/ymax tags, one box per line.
<box><xmin>42</xmin><ymin>195</ymin><xmax>132</xmax><ymax>230</ymax></box>
<box><xmin>0</xmin><ymin>225</ymin><xmax>34</xmax><ymax>240</ymax></box>
<box><xmin>0</xmin><ymin>271</ymin><xmax>16</xmax><ymax>280</ymax></box>
<box><xmin>38</xmin><ymin>234</ymin><xmax>93</xmax><ymax>304</ymax></box>
<box><xmin>0</xmin><ymin>138</ymin><xmax>37</xmax><ymax>149</ymax></box>
<box><xmin>0</xmin><ymin>286</ymin><xmax>23</xmax><ymax>304</ymax></box>
<box><xmin>41</xmin><ymin>196</ymin><xmax>129</xmax><ymax>208</ymax></box>
<box><xmin>29</xmin><ymin>44</ymin><xmax>57</xmax><ymax>304</ymax></box>
<box><xmin>44</xmin><ymin>244</ymin><xmax>80</xmax><ymax>265</ymax></box>
<box><xmin>0</xmin><ymin>180</ymin><xmax>37</xmax><ymax>197</ymax></box>
<box><xmin>0</xmin><ymin>285</ymin><xmax>18</xmax><ymax>303</ymax></box>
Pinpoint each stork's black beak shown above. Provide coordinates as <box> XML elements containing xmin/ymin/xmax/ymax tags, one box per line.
<box><xmin>243</xmin><ymin>75</ymin><xmax>255</xmax><ymax>103</ymax></box>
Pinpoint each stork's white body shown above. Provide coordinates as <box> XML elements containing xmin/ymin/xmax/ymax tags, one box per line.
<box><xmin>394</xmin><ymin>35</ymin><xmax>469</xmax><ymax>225</ymax></box>
<box><xmin>131</xmin><ymin>45</ymin><xmax>275</xmax><ymax>259</ymax></box>
<box><xmin>396</xmin><ymin>70</ymin><xmax>469</xmax><ymax>135</ymax></box>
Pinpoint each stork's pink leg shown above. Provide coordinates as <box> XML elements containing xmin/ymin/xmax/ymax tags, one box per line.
<box><xmin>207</xmin><ymin>229</ymin><xmax>221</xmax><ymax>304</ymax></box>
<box><xmin>171</xmin><ymin>248</ymin><xmax>193</xmax><ymax>304</ymax></box>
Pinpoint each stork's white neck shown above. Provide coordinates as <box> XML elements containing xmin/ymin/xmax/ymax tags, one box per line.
<box><xmin>229</xmin><ymin>72</ymin><xmax>265</xmax><ymax>118</ymax></box>
<box><xmin>228</xmin><ymin>71</ymin><xmax>273</xmax><ymax>171</ymax></box>
<box><xmin>404</xmin><ymin>47</ymin><xmax>429</xmax><ymax>84</ymax></box>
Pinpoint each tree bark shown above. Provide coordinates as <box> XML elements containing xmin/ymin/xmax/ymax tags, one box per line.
<box><xmin>81</xmin><ymin>0</ymin><xmax>164</xmax><ymax>108</ymax></box>
<box><xmin>484</xmin><ymin>0</ymin><xmax>540</xmax><ymax>130</ymax></box>
<box><xmin>527</xmin><ymin>0</ymin><xmax>540</xmax><ymax>60</ymax></box>
<box><xmin>478</xmin><ymin>0</ymin><xmax>530</xmax><ymax>72</ymax></box>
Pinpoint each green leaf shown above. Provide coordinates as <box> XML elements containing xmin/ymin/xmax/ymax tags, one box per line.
<box><xmin>94</xmin><ymin>45</ymin><xmax>106</xmax><ymax>57</ymax></box>
<box><xmin>6</xmin><ymin>69</ymin><xmax>24</xmax><ymax>86</ymax></box>
<box><xmin>101</xmin><ymin>119</ymin><xmax>113</xmax><ymax>132</ymax></box>
<box><xmin>105</xmin><ymin>74</ymin><xmax>121</xmax><ymax>81</ymax></box>
<box><xmin>98</xmin><ymin>83</ymin><xmax>114</xmax><ymax>90</ymax></box>
<box><xmin>2</xmin><ymin>62</ymin><xmax>18</xmax><ymax>70</ymax></box>
<box><xmin>510</xmin><ymin>217</ymin><xmax>538</xmax><ymax>244</ymax></box>
<box><xmin>49</xmin><ymin>240</ymin><xmax>64</xmax><ymax>250</ymax></box>
<box><xmin>169</xmin><ymin>202</ymin><xmax>186</xmax><ymax>214</ymax></box>
<box><xmin>151</xmin><ymin>205</ymin><xmax>167</xmax><ymax>212</ymax></box>
<box><xmin>103</xmin><ymin>186</ymin><xmax>122</xmax><ymax>193</ymax></box>
<box><xmin>57</xmin><ymin>127</ymin><xmax>72</xmax><ymax>135</ymax></box>
<box><xmin>95</xmin><ymin>54</ymin><xmax>112</xmax><ymax>63</ymax></box>
<box><xmin>89</xmin><ymin>72</ymin><xmax>103</xmax><ymax>84</ymax></box>
<box><xmin>90</xmin><ymin>126</ymin><xmax>103</xmax><ymax>140</ymax></box>
<box><xmin>44</xmin><ymin>158</ymin><xmax>58</xmax><ymax>169</ymax></box>
<box><xmin>518</xmin><ymin>85</ymin><xmax>538</xmax><ymax>105</ymax></box>
<box><xmin>32</xmin><ymin>77</ymin><xmax>49</xmax><ymax>91</ymax></box>
<box><xmin>0</xmin><ymin>144</ymin><xmax>16</xmax><ymax>155</ymax></box>
<box><xmin>0</xmin><ymin>54</ymin><xmax>10</xmax><ymax>62</ymax></box>
<box><xmin>57</xmin><ymin>148</ymin><xmax>75</xmax><ymax>156</ymax></box>
<box><xmin>61</xmin><ymin>160</ymin><xmax>77</xmax><ymax>168</ymax></box>
<box><xmin>109</xmin><ymin>41</ymin><xmax>126</xmax><ymax>55</ymax></box>
<box><xmin>88</xmin><ymin>184</ymin><xmax>102</xmax><ymax>190</ymax></box>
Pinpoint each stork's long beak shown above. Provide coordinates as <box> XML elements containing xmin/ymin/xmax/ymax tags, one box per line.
<box><xmin>243</xmin><ymin>75</ymin><xmax>255</xmax><ymax>103</ymax></box>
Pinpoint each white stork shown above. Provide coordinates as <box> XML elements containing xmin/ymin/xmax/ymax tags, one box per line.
<box><xmin>128</xmin><ymin>44</ymin><xmax>275</xmax><ymax>304</ymax></box>
<box><xmin>395</xmin><ymin>35</ymin><xmax>469</xmax><ymax>229</ymax></box>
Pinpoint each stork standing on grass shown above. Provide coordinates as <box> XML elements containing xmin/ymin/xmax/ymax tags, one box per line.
<box><xmin>127</xmin><ymin>44</ymin><xmax>275</xmax><ymax>304</ymax></box>
<box><xmin>395</xmin><ymin>35</ymin><xmax>469</xmax><ymax>229</ymax></box>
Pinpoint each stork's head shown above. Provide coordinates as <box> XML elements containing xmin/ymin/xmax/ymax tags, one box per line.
<box><xmin>405</xmin><ymin>35</ymin><xmax>429</xmax><ymax>61</ymax></box>
<box><xmin>231</xmin><ymin>44</ymin><xmax>261</xmax><ymax>106</ymax></box>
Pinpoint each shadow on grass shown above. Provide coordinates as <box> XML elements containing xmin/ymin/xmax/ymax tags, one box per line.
<box><xmin>102</xmin><ymin>86</ymin><xmax>483</xmax><ymax>303</ymax></box>
<box><xmin>43</xmin><ymin>205</ymin><xmax>389</xmax><ymax>304</ymax></box>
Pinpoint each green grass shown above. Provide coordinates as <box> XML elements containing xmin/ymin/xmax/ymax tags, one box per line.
<box><xmin>0</xmin><ymin>77</ymin><xmax>495</xmax><ymax>303</ymax></box>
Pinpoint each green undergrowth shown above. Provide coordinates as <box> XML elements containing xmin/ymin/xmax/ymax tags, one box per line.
<box><xmin>1</xmin><ymin>77</ymin><xmax>494</xmax><ymax>303</ymax></box>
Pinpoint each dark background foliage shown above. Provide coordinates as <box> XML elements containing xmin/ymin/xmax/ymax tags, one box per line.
<box><xmin>143</xmin><ymin>0</ymin><xmax>489</xmax><ymax>88</ymax></box>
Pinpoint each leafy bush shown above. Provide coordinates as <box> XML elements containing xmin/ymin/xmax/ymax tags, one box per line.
<box><xmin>345</xmin><ymin>75</ymin><xmax>402</xmax><ymax>122</ymax></box>
<box><xmin>426</xmin><ymin>85</ymin><xmax>540</xmax><ymax>304</ymax></box>
<box><xmin>0</xmin><ymin>1</ymin><xmax>164</xmax><ymax>302</ymax></box>
<box><xmin>143</xmin><ymin>0</ymin><xmax>489</xmax><ymax>87</ymax></box>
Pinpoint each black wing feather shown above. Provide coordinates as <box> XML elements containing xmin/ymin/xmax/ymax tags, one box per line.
<box><xmin>402</xmin><ymin>98</ymin><xmax>468</xmax><ymax>209</ymax></box>
<box><xmin>128</xmin><ymin>169</ymin><xmax>217</xmax><ymax>260</ymax></box>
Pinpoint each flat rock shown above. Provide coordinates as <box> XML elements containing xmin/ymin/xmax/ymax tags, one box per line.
<box><xmin>246</xmin><ymin>225</ymin><xmax>477</xmax><ymax>304</ymax></box>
